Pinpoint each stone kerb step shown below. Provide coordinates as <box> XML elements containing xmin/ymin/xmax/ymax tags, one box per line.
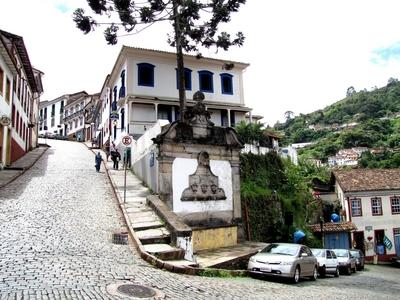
<box><xmin>143</xmin><ymin>244</ymin><xmax>185</xmax><ymax>261</ymax></box>
<box><xmin>136</xmin><ymin>227</ymin><xmax>171</xmax><ymax>245</ymax></box>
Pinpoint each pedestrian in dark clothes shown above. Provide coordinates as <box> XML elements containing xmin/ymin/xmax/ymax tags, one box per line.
<box><xmin>111</xmin><ymin>149</ymin><xmax>121</xmax><ymax>170</ymax></box>
<box><xmin>95</xmin><ymin>152</ymin><xmax>102</xmax><ymax>172</ymax></box>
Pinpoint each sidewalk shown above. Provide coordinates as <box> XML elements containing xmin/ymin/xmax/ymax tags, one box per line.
<box><xmin>0</xmin><ymin>144</ymin><xmax>49</xmax><ymax>189</ymax></box>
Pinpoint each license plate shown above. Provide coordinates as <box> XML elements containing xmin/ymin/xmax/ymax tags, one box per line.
<box><xmin>260</xmin><ymin>267</ymin><xmax>271</xmax><ymax>272</ymax></box>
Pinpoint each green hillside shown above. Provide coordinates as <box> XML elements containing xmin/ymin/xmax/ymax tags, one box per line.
<box><xmin>274</xmin><ymin>80</ymin><xmax>400</xmax><ymax>168</ymax></box>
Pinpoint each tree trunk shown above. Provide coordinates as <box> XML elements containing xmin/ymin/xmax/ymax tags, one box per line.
<box><xmin>173</xmin><ymin>0</ymin><xmax>186</xmax><ymax>122</ymax></box>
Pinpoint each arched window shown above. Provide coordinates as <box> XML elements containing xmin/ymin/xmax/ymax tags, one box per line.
<box><xmin>198</xmin><ymin>70</ymin><xmax>214</xmax><ymax>93</ymax></box>
<box><xmin>176</xmin><ymin>68</ymin><xmax>192</xmax><ymax>90</ymax></box>
<box><xmin>137</xmin><ymin>63</ymin><xmax>155</xmax><ymax>87</ymax></box>
<box><xmin>220</xmin><ymin>73</ymin><xmax>233</xmax><ymax>95</ymax></box>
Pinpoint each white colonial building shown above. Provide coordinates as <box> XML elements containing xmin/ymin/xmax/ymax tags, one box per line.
<box><xmin>333</xmin><ymin>169</ymin><xmax>400</xmax><ymax>263</ymax></box>
<box><xmin>63</xmin><ymin>91</ymin><xmax>90</xmax><ymax>141</ymax></box>
<box><xmin>39</xmin><ymin>95</ymin><xmax>66</xmax><ymax>137</ymax></box>
<box><xmin>98</xmin><ymin>46</ymin><xmax>253</xmax><ymax>148</ymax></box>
<box><xmin>0</xmin><ymin>29</ymin><xmax>43</xmax><ymax>166</ymax></box>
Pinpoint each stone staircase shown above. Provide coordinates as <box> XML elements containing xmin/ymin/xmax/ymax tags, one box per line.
<box><xmin>108</xmin><ymin>167</ymin><xmax>195</xmax><ymax>266</ymax></box>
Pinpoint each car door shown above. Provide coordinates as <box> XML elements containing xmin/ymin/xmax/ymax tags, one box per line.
<box><xmin>300</xmin><ymin>246</ymin><xmax>313</xmax><ymax>275</ymax></box>
<box><xmin>326</xmin><ymin>250</ymin><xmax>335</xmax><ymax>271</ymax></box>
<box><xmin>330</xmin><ymin>250</ymin><xmax>338</xmax><ymax>270</ymax></box>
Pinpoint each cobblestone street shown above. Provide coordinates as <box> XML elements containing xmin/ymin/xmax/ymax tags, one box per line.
<box><xmin>0</xmin><ymin>139</ymin><xmax>399</xmax><ymax>299</ymax></box>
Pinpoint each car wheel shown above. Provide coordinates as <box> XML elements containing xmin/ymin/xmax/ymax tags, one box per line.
<box><xmin>310</xmin><ymin>266</ymin><xmax>318</xmax><ymax>281</ymax></box>
<box><xmin>346</xmin><ymin>265</ymin><xmax>352</xmax><ymax>275</ymax></box>
<box><xmin>361</xmin><ymin>265</ymin><xmax>364</xmax><ymax>271</ymax></box>
<box><xmin>292</xmin><ymin>266</ymin><xmax>300</xmax><ymax>284</ymax></box>
<box><xmin>319</xmin><ymin>266</ymin><xmax>326</xmax><ymax>277</ymax></box>
<box><xmin>334</xmin><ymin>267</ymin><xmax>340</xmax><ymax>277</ymax></box>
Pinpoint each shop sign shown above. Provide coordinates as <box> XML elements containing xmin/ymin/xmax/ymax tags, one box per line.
<box><xmin>383</xmin><ymin>235</ymin><xmax>393</xmax><ymax>250</ymax></box>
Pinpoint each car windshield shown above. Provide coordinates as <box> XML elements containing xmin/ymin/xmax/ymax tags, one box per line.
<box><xmin>350</xmin><ymin>251</ymin><xmax>360</xmax><ymax>258</ymax></box>
<box><xmin>311</xmin><ymin>249</ymin><xmax>325</xmax><ymax>257</ymax></box>
<box><xmin>333</xmin><ymin>249</ymin><xmax>348</xmax><ymax>257</ymax></box>
<box><xmin>261</xmin><ymin>244</ymin><xmax>299</xmax><ymax>256</ymax></box>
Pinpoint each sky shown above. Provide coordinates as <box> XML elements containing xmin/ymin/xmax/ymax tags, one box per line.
<box><xmin>1</xmin><ymin>0</ymin><xmax>400</xmax><ymax>126</ymax></box>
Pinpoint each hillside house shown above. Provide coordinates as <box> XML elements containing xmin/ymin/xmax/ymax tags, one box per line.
<box><xmin>333</xmin><ymin>169</ymin><xmax>400</xmax><ymax>262</ymax></box>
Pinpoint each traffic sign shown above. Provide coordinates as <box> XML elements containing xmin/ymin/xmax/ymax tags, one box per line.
<box><xmin>122</xmin><ymin>135</ymin><xmax>132</xmax><ymax>146</ymax></box>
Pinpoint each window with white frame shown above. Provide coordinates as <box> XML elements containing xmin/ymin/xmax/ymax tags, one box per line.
<box><xmin>79</xmin><ymin>117</ymin><xmax>83</xmax><ymax>126</ymax></box>
<box><xmin>391</xmin><ymin>196</ymin><xmax>400</xmax><ymax>214</ymax></box>
<box><xmin>371</xmin><ymin>197</ymin><xmax>382</xmax><ymax>216</ymax></box>
<box><xmin>351</xmin><ymin>198</ymin><xmax>362</xmax><ymax>217</ymax></box>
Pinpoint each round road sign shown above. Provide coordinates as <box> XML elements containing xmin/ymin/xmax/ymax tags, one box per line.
<box><xmin>122</xmin><ymin>135</ymin><xmax>132</xmax><ymax>146</ymax></box>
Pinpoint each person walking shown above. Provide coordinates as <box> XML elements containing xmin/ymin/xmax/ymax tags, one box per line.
<box><xmin>112</xmin><ymin>149</ymin><xmax>121</xmax><ymax>170</ymax></box>
<box><xmin>95</xmin><ymin>152</ymin><xmax>103</xmax><ymax>172</ymax></box>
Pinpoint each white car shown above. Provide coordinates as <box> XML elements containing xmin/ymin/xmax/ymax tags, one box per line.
<box><xmin>311</xmin><ymin>248</ymin><xmax>340</xmax><ymax>277</ymax></box>
<box><xmin>248</xmin><ymin>243</ymin><xmax>318</xmax><ymax>283</ymax></box>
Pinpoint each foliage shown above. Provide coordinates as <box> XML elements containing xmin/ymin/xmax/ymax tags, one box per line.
<box><xmin>240</xmin><ymin>153</ymin><xmax>325</xmax><ymax>243</ymax></box>
<box><xmin>235</xmin><ymin>121</ymin><xmax>280</xmax><ymax>148</ymax></box>
<box><xmin>73</xmin><ymin>0</ymin><xmax>246</xmax><ymax>50</ymax></box>
<box><xmin>276</xmin><ymin>80</ymin><xmax>400</xmax><ymax>166</ymax></box>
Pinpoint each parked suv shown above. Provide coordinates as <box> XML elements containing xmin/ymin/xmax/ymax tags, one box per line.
<box><xmin>311</xmin><ymin>248</ymin><xmax>340</xmax><ymax>277</ymax></box>
<box><xmin>332</xmin><ymin>249</ymin><xmax>357</xmax><ymax>275</ymax></box>
<box><xmin>349</xmin><ymin>249</ymin><xmax>365</xmax><ymax>270</ymax></box>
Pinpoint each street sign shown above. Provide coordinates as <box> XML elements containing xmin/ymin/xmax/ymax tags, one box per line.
<box><xmin>122</xmin><ymin>135</ymin><xmax>132</xmax><ymax>146</ymax></box>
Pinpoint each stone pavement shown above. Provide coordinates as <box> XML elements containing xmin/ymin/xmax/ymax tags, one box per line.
<box><xmin>0</xmin><ymin>145</ymin><xmax>49</xmax><ymax>189</ymax></box>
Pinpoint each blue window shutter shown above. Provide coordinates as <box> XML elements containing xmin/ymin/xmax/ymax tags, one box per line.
<box><xmin>137</xmin><ymin>63</ymin><xmax>155</xmax><ymax>87</ymax></box>
<box><xmin>198</xmin><ymin>70</ymin><xmax>214</xmax><ymax>93</ymax></box>
<box><xmin>220</xmin><ymin>73</ymin><xmax>233</xmax><ymax>95</ymax></box>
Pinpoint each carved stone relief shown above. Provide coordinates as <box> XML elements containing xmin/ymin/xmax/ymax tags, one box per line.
<box><xmin>181</xmin><ymin>151</ymin><xmax>226</xmax><ymax>201</ymax></box>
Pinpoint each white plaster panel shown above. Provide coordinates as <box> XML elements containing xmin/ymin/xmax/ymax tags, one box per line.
<box><xmin>132</xmin><ymin>103</ymin><xmax>156</xmax><ymax>122</ymax></box>
<box><xmin>172</xmin><ymin>157</ymin><xmax>233</xmax><ymax>213</ymax></box>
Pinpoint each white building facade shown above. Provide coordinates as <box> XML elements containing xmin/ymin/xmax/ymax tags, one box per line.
<box><xmin>334</xmin><ymin>169</ymin><xmax>400</xmax><ymax>263</ymax></box>
<box><xmin>0</xmin><ymin>29</ymin><xmax>43</xmax><ymax>165</ymax></box>
<box><xmin>63</xmin><ymin>92</ymin><xmax>89</xmax><ymax>141</ymax></box>
<box><xmin>98</xmin><ymin>46</ymin><xmax>252</xmax><ymax>148</ymax></box>
<box><xmin>39</xmin><ymin>96</ymin><xmax>66</xmax><ymax>137</ymax></box>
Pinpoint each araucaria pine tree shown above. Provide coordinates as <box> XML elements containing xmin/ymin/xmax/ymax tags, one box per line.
<box><xmin>73</xmin><ymin>0</ymin><xmax>246</xmax><ymax>121</ymax></box>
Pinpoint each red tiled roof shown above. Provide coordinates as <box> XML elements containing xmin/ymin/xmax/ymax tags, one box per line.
<box><xmin>308</xmin><ymin>222</ymin><xmax>357</xmax><ymax>233</ymax></box>
<box><xmin>333</xmin><ymin>169</ymin><xmax>400</xmax><ymax>192</ymax></box>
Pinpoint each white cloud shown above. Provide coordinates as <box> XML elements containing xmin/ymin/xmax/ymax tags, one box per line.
<box><xmin>1</xmin><ymin>0</ymin><xmax>400</xmax><ymax>126</ymax></box>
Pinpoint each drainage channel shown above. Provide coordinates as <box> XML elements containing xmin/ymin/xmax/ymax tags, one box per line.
<box><xmin>107</xmin><ymin>282</ymin><xmax>165</xmax><ymax>299</ymax></box>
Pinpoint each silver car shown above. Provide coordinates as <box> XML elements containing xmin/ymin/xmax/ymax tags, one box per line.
<box><xmin>248</xmin><ymin>243</ymin><xmax>318</xmax><ymax>283</ymax></box>
<box><xmin>332</xmin><ymin>249</ymin><xmax>357</xmax><ymax>275</ymax></box>
<box><xmin>311</xmin><ymin>248</ymin><xmax>340</xmax><ymax>277</ymax></box>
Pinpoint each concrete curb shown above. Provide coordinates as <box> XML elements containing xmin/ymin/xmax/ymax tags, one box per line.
<box><xmin>86</xmin><ymin>144</ymin><xmax>248</xmax><ymax>277</ymax></box>
<box><xmin>0</xmin><ymin>145</ymin><xmax>50</xmax><ymax>190</ymax></box>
